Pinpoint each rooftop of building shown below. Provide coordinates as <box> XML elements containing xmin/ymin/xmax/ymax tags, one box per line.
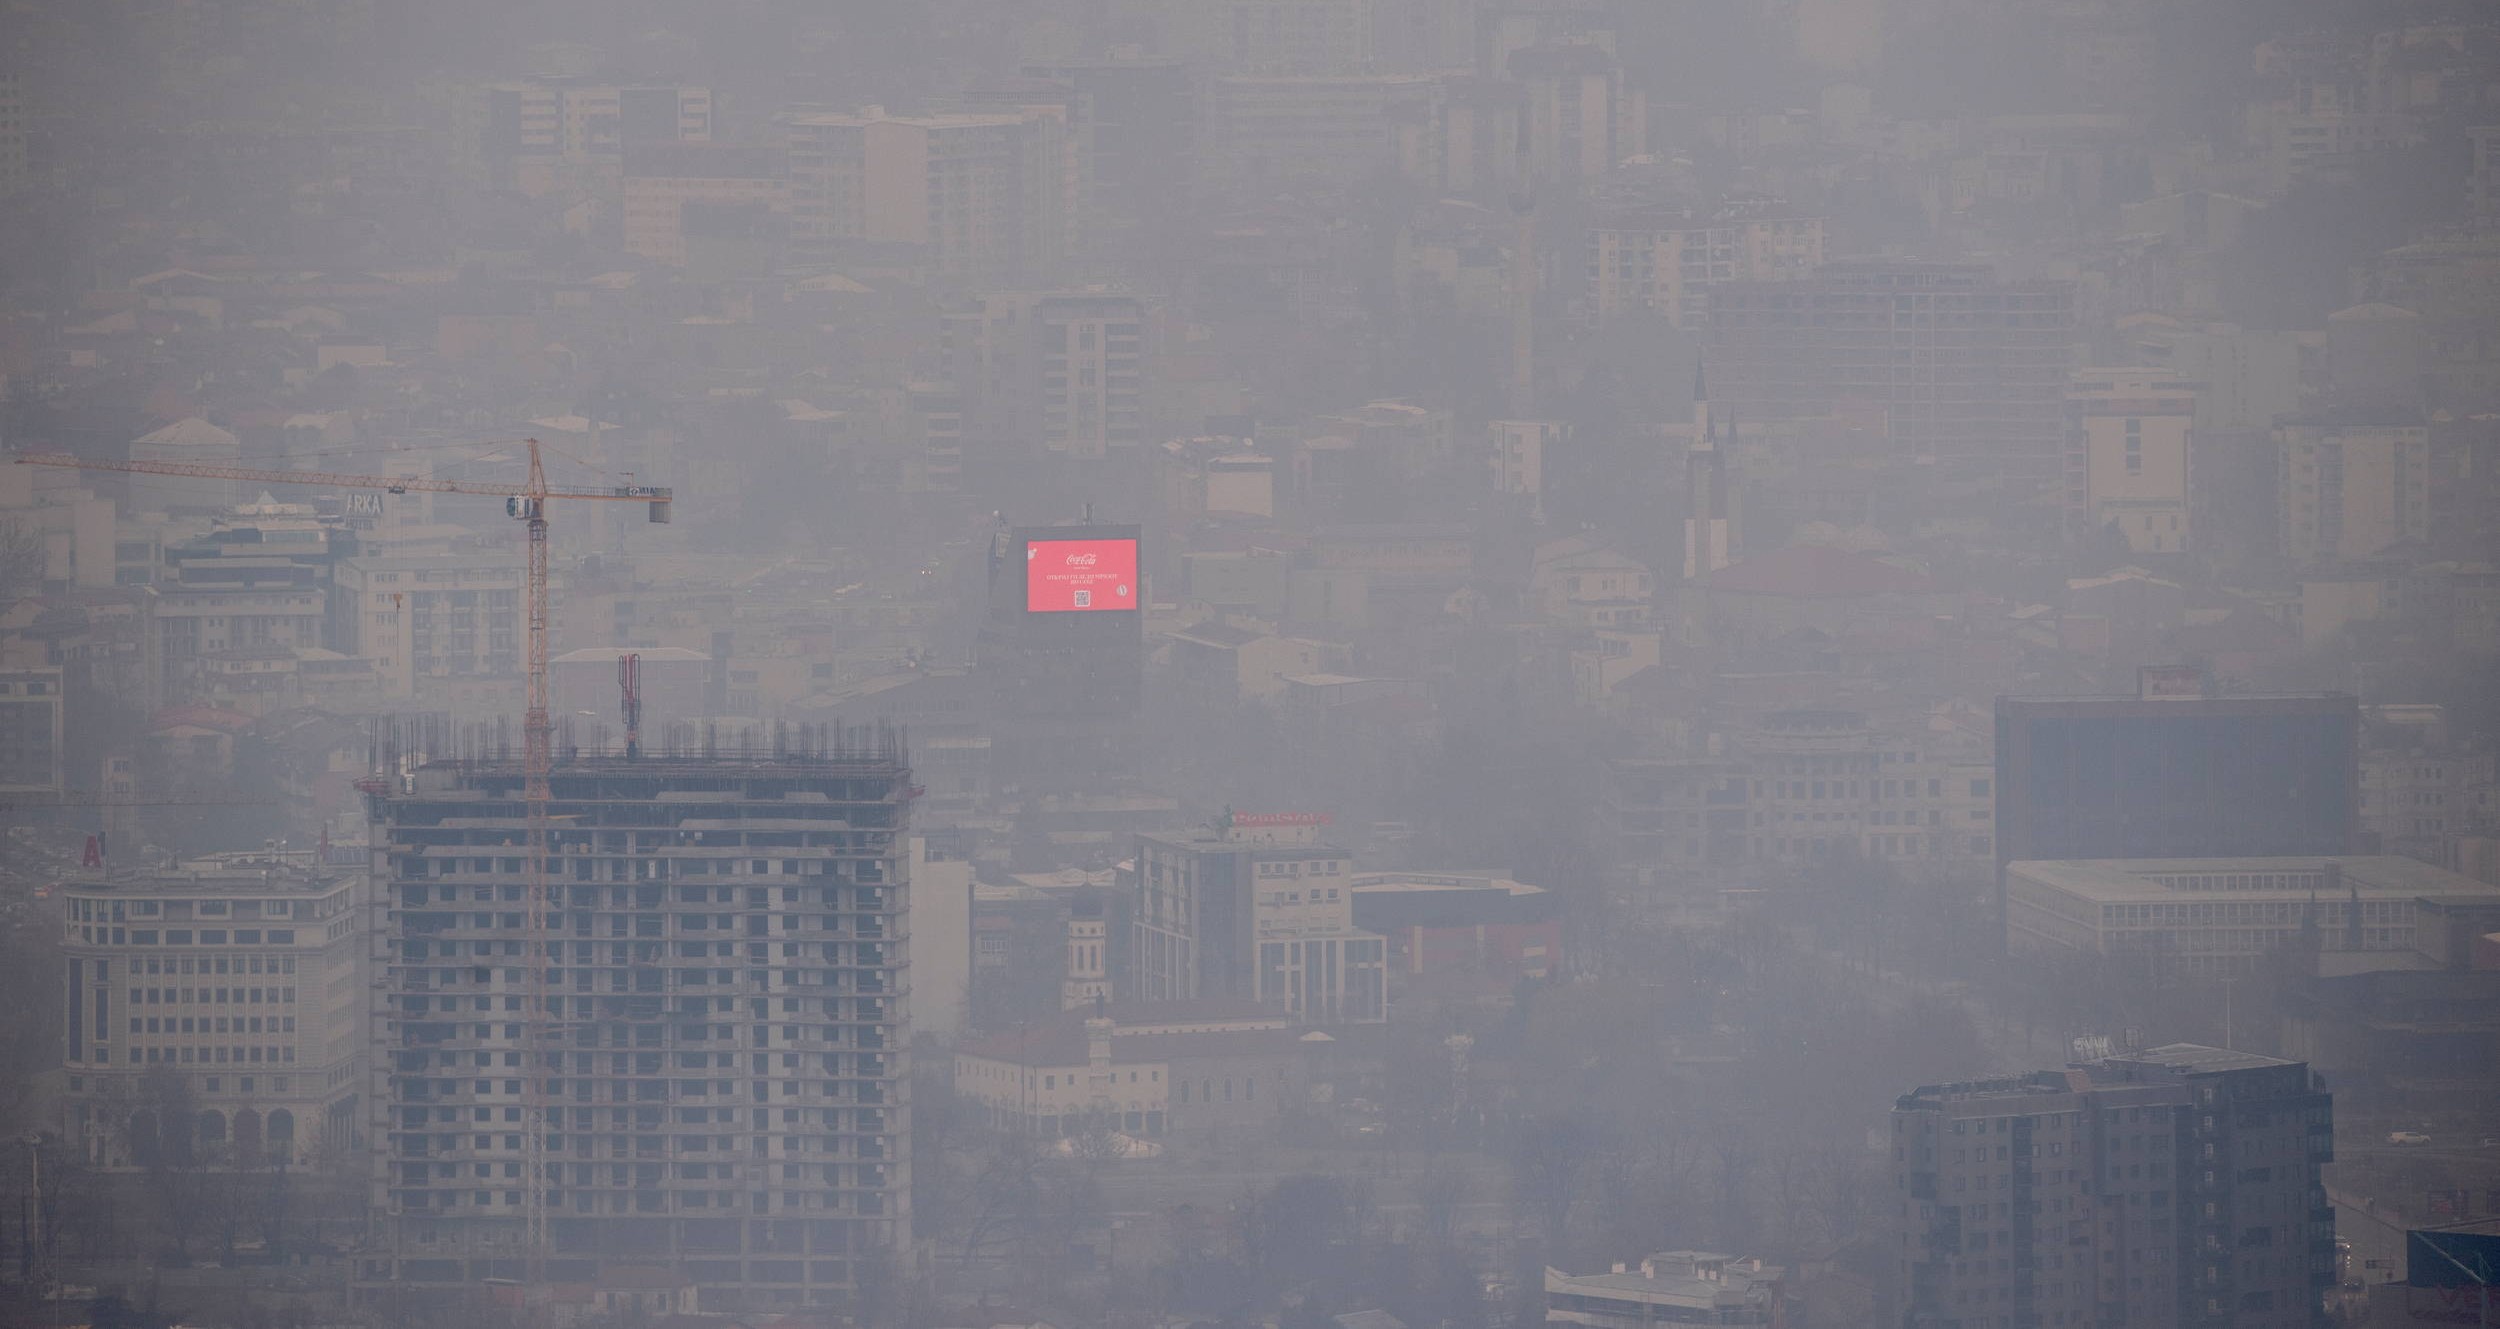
<box><xmin>382</xmin><ymin>746</ymin><xmax>912</xmax><ymax>804</ymax></box>
<box><xmin>1898</xmin><ymin>1044</ymin><xmax>2303</xmax><ymax>1109</ymax></box>
<box><xmin>953</xmin><ymin>1000</ymin><xmax>1301</xmax><ymax>1066</ymax></box>
<box><xmin>66</xmin><ymin>849</ymin><xmax>355</xmax><ymax>895</ymax></box>
<box><xmin>2279</xmin><ymin>405</ymin><xmax>2430</xmax><ymax>429</ymax></box>
<box><xmin>548</xmin><ymin>646</ymin><xmax>712</xmax><ymax>665</ymax></box>
<box><xmin>1546</xmin><ymin>1253</ymin><xmax>1785</xmax><ymax>1308</ymax></box>
<box><xmin>133</xmin><ymin>417</ymin><xmax>239</xmax><ymax>448</ymax></box>
<box><xmin>2114</xmin><ymin>1043</ymin><xmax>2299</xmax><ymax>1075</ymax></box>
<box><xmin>1136</xmin><ymin>823</ymin><xmax>1347</xmax><ymax>854</ymax></box>
<box><xmin>1347</xmin><ymin>870</ymin><xmax>1540</xmax><ymax>896</ymax></box>
<box><xmin>781</xmin><ymin>107</ymin><xmax>1032</xmax><ymax>129</ymax></box>
<box><xmin>1997</xmin><ymin>688</ymin><xmax>2355</xmax><ymax>709</ymax></box>
<box><xmin>2006</xmin><ymin>855</ymin><xmax>2500</xmax><ymax>904</ymax></box>
<box><xmin>1895</xmin><ymin>1071</ymin><xmax>2081</xmax><ymax>1108</ymax></box>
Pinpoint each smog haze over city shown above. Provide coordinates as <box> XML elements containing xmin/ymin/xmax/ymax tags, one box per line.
<box><xmin>2</xmin><ymin>1</ymin><xmax>2500</xmax><ymax>1327</ymax></box>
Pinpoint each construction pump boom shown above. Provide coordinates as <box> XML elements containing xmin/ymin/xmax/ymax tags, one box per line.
<box><xmin>14</xmin><ymin>440</ymin><xmax>671</xmax><ymax>1271</ymax></box>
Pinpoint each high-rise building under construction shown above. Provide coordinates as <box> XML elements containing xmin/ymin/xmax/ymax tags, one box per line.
<box><xmin>359</xmin><ymin>736</ymin><xmax>914</xmax><ymax>1313</ymax></box>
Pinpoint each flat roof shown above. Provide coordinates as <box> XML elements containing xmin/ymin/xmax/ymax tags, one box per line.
<box><xmin>2117</xmin><ymin>1043</ymin><xmax>2297</xmax><ymax>1074</ymax></box>
<box><xmin>1348</xmin><ymin>872</ymin><xmax>1541</xmax><ymax>897</ymax></box>
<box><xmin>2007</xmin><ymin>856</ymin><xmax>2500</xmax><ymax>904</ymax></box>
<box><xmin>1998</xmin><ymin>691</ymin><xmax>2353</xmax><ymax>709</ymax></box>
<box><xmin>1137</xmin><ymin>827</ymin><xmax>1347</xmax><ymax>854</ymax></box>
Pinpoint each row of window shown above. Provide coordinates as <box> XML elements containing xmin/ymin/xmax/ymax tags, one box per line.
<box><xmin>80</xmin><ymin>927</ymin><xmax>297</xmax><ymax>946</ymax></box>
<box><xmin>132</xmin><ymin>1013</ymin><xmax>297</xmax><ymax>1034</ymax></box>
<box><xmin>132</xmin><ymin>985</ymin><xmax>297</xmax><ymax>1004</ymax></box>
<box><xmin>124</xmin><ymin>1044</ymin><xmax>295</xmax><ymax>1065</ymax></box>
<box><xmin>75</xmin><ymin>898</ymin><xmax>315</xmax><ymax>921</ymax></box>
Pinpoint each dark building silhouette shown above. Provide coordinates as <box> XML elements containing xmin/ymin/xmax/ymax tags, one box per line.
<box><xmin>1996</xmin><ymin>677</ymin><xmax>2358</xmax><ymax>866</ymax></box>
<box><xmin>1893</xmin><ymin>1045</ymin><xmax>2334</xmax><ymax>1329</ymax></box>
<box><xmin>1995</xmin><ymin>671</ymin><xmax>2358</xmax><ymax>946</ymax></box>
<box><xmin>978</xmin><ymin>522</ymin><xmax>1146</xmax><ymax>784</ymax></box>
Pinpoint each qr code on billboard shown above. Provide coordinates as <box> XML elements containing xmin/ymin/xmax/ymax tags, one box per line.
<box><xmin>1073</xmin><ymin>590</ymin><xmax>1092</xmax><ymax>607</ymax></box>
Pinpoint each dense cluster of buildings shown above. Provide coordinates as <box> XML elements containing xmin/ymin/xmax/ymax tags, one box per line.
<box><xmin>8</xmin><ymin>1</ymin><xmax>2500</xmax><ymax>1325</ymax></box>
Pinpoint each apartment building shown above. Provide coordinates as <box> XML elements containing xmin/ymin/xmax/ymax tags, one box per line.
<box><xmin>783</xmin><ymin>107</ymin><xmax>1068</xmax><ymax>280</ymax></box>
<box><xmin>1545</xmin><ymin>1253</ymin><xmax>1788</xmax><ymax>1327</ymax></box>
<box><xmin>2067</xmin><ymin>367</ymin><xmax>2197</xmax><ymax>555</ymax></box>
<box><xmin>1163</xmin><ymin>0</ymin><xmax>1376</xmax><ymax>76</ymax></box>
<box><xmin>1587</xmin><ymin>205</ymin><xmax>1824</xmax><ymax>325</ymax></box>
<box><xmin>2360</xmin><ymin>744</ymin><xmax>2497</xmax><ymax>870</ymax></box>
<box><xmin>1508</xmin><ymin>43</ymin><xmax>1644</xmax><ymax>194</ymax></box>
<box><xmin>332</xmin><ymin>552</ymin><xmax>524</xmax><ymax>700</ymax></box>
<box><xmin>1893</xmin><ymin>1046</ymin><xmax>2333</xmax><ymax>1329</ymax></box>
<box><xmin>2122</xmin><ymin>322</ymin><xmax>2307</xmax><ymax>436</ymax></box>
<box><xmin>363</xmin><ymin>745</ymin><xmax>914</xmax><ymax>1312</ymax></box>
<box><xmin>2005</xmin><ymin>855</ymin><xmax>2500</xmax><ymax>981</ymax></box>
<box><xmin>1017</xmin><ymin>57</ymin><xmax>1196</xmax><ymax>235</ymax></box>
<box><xmin>454</xmin><ymin>79</ymin><xmax>712</xmax><ymax>195</ymax></box>
<box><xmin>0</xmin><ymin>459</ymin><xmax>116</xmax><ymax>590</ymax></box>
<box><xmin>621</xmin><ymin>143</ymin><xmax>788</xmax><ymax>268</ymax></box>
<box><xmin>2275</xmin><ymin>414</ymin><xmax>2431</xmax><ymax>567</ymax></box>
<box><xmin>1598</xmin><ymin>712</ymin><xmax>1999</xmax><ymax>890</ymax></box>
<box><xmin>59</xmin><ymin>850</ymin><xmax>368</xmax><ymax>1169</ymax></box>
<box><xmin>951</xmin><ymin>1003</ymin><xmax>1305</xmax><ymax>1140</ymax></box>
<box><xmin>1489</xmin><ymin>418</ymin><xmax>1563</xmax><ymax>500</ymax></box>
<box><xmin>1202</xmin><ymin>75</ymin><xmax>1442</xmax><ymax>198</ymax></box>
<box><xmin>1131</xmin><ymin>819</ymin><xmax>1387</xmax><ymax>1024</ymax></box>
<box><xmin>942</xmin><ymin>290</ymin><xmax>1149</xmax><ymax>461</ymax></box>
<box><xmin>1707</xmin><ymin>263</ymin><xmax>2077</xmax><ymax>489</ymax></box>
<box><xmin>153</xmin><ymin>497</ymin><xmax>350</xmax><ymax>705</ymax></box>
<box><xmin>0</xmin><ymin>666</ymin><xmax>66</xmax><ymax>796</ymax></box>
<box><xmin>1743</xmin><ymin>710</ymin><xmax>1998</xmax><ymax>867</ymax></box>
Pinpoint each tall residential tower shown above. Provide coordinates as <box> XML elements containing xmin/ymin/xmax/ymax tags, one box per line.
<box><xmin>361</xmin><ymin>741</ymin><xmax>914</xmax><ymax>1314</ymax></box>
<box><xmin>1893</xmin><ymin>1046</ymin><xmax>2333</xmax><ymax>1329</ymax></box>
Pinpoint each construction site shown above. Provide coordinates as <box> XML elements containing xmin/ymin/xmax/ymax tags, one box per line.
<box><xmin>357</xmin><ymin>725</ymin><xmax>916</xmax><ymax>1315</ymax></box>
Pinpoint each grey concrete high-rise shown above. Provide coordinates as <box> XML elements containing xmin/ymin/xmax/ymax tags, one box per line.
<box><xmin>361</xmin><ymin>741</ymin><xmax>914</xmax><ymax>1314</ymax></box>
<box><xmin>1893</xmin><ymin>1046</ymin><xmax>2333</xmax><ymax>1329</ymax></box>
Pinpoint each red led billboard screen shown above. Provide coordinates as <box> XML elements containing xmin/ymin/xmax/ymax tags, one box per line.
<box><xmin>1025</xmin><ymin>538</ymin><xmax>1139</xmax><ymax>613</ymax></box>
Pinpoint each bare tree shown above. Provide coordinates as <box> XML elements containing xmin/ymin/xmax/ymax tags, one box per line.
<box><xmin>1504</xmin><ymin>1113</ymin><xmax>1596</xmax><ymax>1254</ymax></box>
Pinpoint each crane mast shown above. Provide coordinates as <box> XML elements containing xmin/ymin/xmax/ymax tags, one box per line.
<box><xmin>15</xmin><ymin>440</ymin><xmax>670</xmax><ymax>1278</ymax></box>
<box><xmin>518</xmin><ymin>444</ymin><xmax>555</xmax><ymax>1266</ymax></box>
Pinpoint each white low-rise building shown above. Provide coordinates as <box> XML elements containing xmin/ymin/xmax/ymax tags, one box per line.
<box><xmin>2007</xmin><ymin>855</ymin><xmax>2500</xmax><ymax>980</ymax></box>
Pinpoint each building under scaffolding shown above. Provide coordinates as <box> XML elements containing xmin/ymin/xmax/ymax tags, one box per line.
<box><xmin>357</xmin><ymin>728</ymin><xmax>914</xmax><ymax>1313</ymax></box>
